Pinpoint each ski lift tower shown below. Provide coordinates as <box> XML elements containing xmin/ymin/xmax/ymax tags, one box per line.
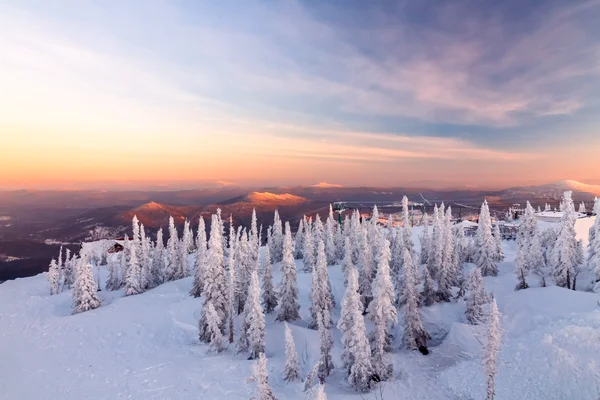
<box><xmin>332</xmin><ymin>202</ymin><xmax>347</xmax><ymax>225</ymax></box>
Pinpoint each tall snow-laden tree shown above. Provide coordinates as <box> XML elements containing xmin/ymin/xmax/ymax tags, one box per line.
<box><xmin>588</xmin><ymin>198</ymin><xmax>600</xmax><ymax>292</ymax></box>
<box><xmin>105</xmin><ymin>254</ymin><xmax>120</xmax><ymax>291</ymax></box>
<box><xmin>125</xmin><ymin>245</ymin><xmax>143</xmax><ymax>296</ymax></box>
<box><xmin>310</xmin><ymin>240</ymin><xmax>333</xmax><ymax>329</ymax></box>
<box><xmin>427</xmin><ymin>204</ymin><xmax>443</xmax><ymax>280</ymax></box>
<box><xmin>72</xmin><ymin>258</ymin><xmax>101</xmax><ymax>314</ymax></box>
<box><xmin>294</xmin><ymin>217</ymin><xmax>305</xmax><ymax>259</ymax></box>
<box><xmin>437</xmin><ymin>207</ymin><xmax>455</xmax><ymax>302</ymax></box>
<box><xmin>401</xmin><ymin>249</ymin><xmax>430</xmax><ymax>350</ymax></box>
<box><xmin>337</xmin><ymin>266</ymin><xmax>373</xmax><ymax>392</ymax></box>
<box><xmin>199</xmin><ymin>214</ymin><xmax>228</xmax><ymax>343</ymax></box>
<box><xmin>270</xmin><ymin>210</ymin><xmax>284</xmax><ymax>263</ymax></box>
<box><xmin>303</xmin><ymin>218</ymin><xmax>315</xmax><ymax>272</ymax></box>
<box><xmin>475</xmin><ymin>201</ymin><xmax>498</xmax><ymax>277</ymax></box>
<box><xmin>551</xmin><ymin>191</ymin><xmax>579</xmax><ymax>289</ymax></box>
<box><xmin>245</xmin><ymin>270</ymin><xmax>266</xmax><ymax>360</ymax></box>
<box><xmin>250</xmin><ymin>208</ymin><xmax>259</xmax><ymax>264</ymax></box>
<box><xmin>190</xmin><ymin>217</ymin><xmax>207</xmax><ymax>298</ymax></box>
<box><xmin>317</xmin><ymin>309</ymin><xmax>334</xmax><ymax>383</ymax></box>
<box><xmin>205</xmin><ymin>301</ymin><xmax>224</xmax><ymax>353</ymax></box>
<box><xmin>357</xmin><ymin>226</ymin><xmax>374</xmax><ymax>310</ymax></box>
<box><xmin>249</xmin><ymin>353</ymin><xmax>277</xmax><ymax>400</ymax></box>
<box><xmin>325</xmin><ymin>209</ymin><xmax>337</xmax><ymax>265</ymax></box>
<box><xmin>341</xmin><ymin>237</ymin><xmax>354</xmax><ymax>285</ymax></box>
<box><xmin>235</xmin><ymin>230</ymin><xmax>252</xmax><ymax>314</ymax></box>
<box><xmin>334</xmin><ymin>218</ymin><xmax>344</xmax><ymax>261</ymax></box>
<box><xmin>179</xmin><ymin>219</ymin><xmax>192</xmax><ymax>278</ymax></box>
<box><xmin>420</xmin><ymin>218</ymin><xmax>430</xmax><ymax>265</ymax></box>
<box><xmin>465</xmin><ymin>268</ymin><xmax>488</xmax><ymax>325</ymax></box>
<box><xmin>63</xmin><ymin>248</ymin><xmax>74</xmax><ymax>289</ymax></box>
<box><xmin>139</xmin><ymin>224</ymin><xmax>153</xmax><ymax>290</ymax></box>
<box><xmin>261</xmin><ymin>246</ymin><xmax>278</xmax><ymax>314</ymax></box>
<box><xmin>492</xmin><ymin>224</ymin><xmax>504</xmax><ymax>262</ymax></box>
<box><xmin>401</xmin><ymin>196</ymin><xmax>416</xmax><ymax>260</ymax></box>
<box><xmin>514</xmin><ymin>244</ymin><xmax>529</xmax><ymax>290</ymax></box>
<box><xmin>283</xmin><ymin>322</ymin><xmax>300</xmax><ymax>382</ymax></box>
<box><xmin>421</xmin><ymin>262</ymin><xmax>436</xmax><ymax>306</ymax></box>
<box><xmin>529</xmin><ymin>229</ymin><xmax>549</xmax><ymax>287</ymax></box>
<box><xmin>483</xmin><ymin>298</ymin><xmax>501</xmax><ymax>400</ymax></box>
<box><xmin>48</xmin><ymin>259</ymin><xmax>60</xmax><ymax>295</ymax></box>
<box><xmin>151</xmin><ymin>228</ymin><xmax>165</xmax><ymax>287</ymax></box>
<box><xmin>276</xmin><ymin>222</ymin><xmax>301</xmax><ymax>322</ymax></box>
<box><xmin>164</xmin><ymin>216</ymin><xmax>180</xmax><ymax>282</ymax></box>
<box><xmin>579</xmin><ymin>201</ymin><xmax>587</xmax><ymax>214</ymax></box>
<box><xmin>367</xmin><ymin>238</ymin><xmax>397</xmax><ymax>380</ymax></box>
<box><xmin>131</xmin><ymin>215</ymin><xmax>141</xmax><ymax>260</ymax></box>
<box><xmin>228</xmin><ymin>233</ymin><xmax>237</xmax><ymax>344</ymax></box>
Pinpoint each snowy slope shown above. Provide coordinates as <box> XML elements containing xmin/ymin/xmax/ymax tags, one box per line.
<box><xmin>1</xmin><ymin>225</ymin><xmax>600</xmax><ymax>399</ymax></box>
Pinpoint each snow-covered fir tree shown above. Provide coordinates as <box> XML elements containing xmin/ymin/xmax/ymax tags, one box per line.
<box><xmin>579</xmin><ymin>201</ymin><xmax>587</xmax><ymax>214</ymax></box>
<box><xmin>119</xmin><ymin>238</ymin><xmax>128</xmax><ymax>288</ymax></box>
<box><xmin>205</xmin><ymin>301</ymin><xmax>224</xmax><ymax>353</ymax></box>
<box><xmin>427</xmin><ymin>204</ymin><xmax>443</xmax><ymax>280</ymax></box>
<box><xmin>391</xmin><ymin>227</ymin><xmax>404</xmax><ymax>296</ymax></box>
<box><xmin>47</xmin><ymin>259</ymin><xmax>60</xmax><ymax>295</ymax></box>
<box><xmin>139</xmin><ymin>224</ymin><xmax>153</xmax><ymax>290</ymax></box>
<box><xmin>492</xmin><ymin>224</ymin><xmax>504</xmax><ymax>262</ymax></box>
<box><xmin>276</xmin><ymin>222</ymin><xmax>301</xmax><ymax>322</ymax></box>
<box><xmin>152</xmin><ymin>228</ymin><xmax>165</xmax><ymax>287</ymax></box>
<box><xmin>261</xmin><ymin>246</ymin><xmax>278</xmax><ymax>313</ymax></box>
<box><xmin>420</xmin><ymin>217</ymin><xmax>430</xmax><ymax>265</ymax></box>
<box><xmin>313</xmin><ymin>215</ymin><xmax>325</xmax><ymax>252</ymax></box>
<box><xmin>421</xmin><ymin>262</ymin><xmax>436</xmax><ymax>306</ymax></box>
<box><xmin>244</xmin><ymin>270</ymin><xmax>266</xmax><ymax>360</ymax></box>
<box><xmin>341</xmin><ymin>237</ymin><xmax>354</xmax><ymax>285</ymax></box>
<box><xmin>357</xmin><ymin>225</ymin><xmax>374</xmax><ymax>310</ymax></box>
<box><xmin>324</xmin><ymin>208</ymin><xmax>337</xmax><ymax>265</ymax></box>
<box><xmin>303</xmin><ymin>218</ymin><xmax>315</xmax><ymax>272</ymax></box>
<box><xmin>475</xmin><ymin>201</ymin><xmax>498</xmax><ymax>277</ymax></box>
<box><xmin>294</xmin><ymin>217</ymin><xmax>305</xmax><ymax>259</ymax></box>
<box><xmin>334</xmin><ymin>218</ymin><xmax>344</xmax><ymax>261</ymax></box>
<box><xmin>199</xmin><ymin>214</ymin><xmax>228</xmax><ymax>343</ymax></box>
<box><xmin>465</xmin><ymin>268</ymin><xmax>488</xmax><ymax>325</ymax></box>
<box><xmin>483</xmin><ymin>298</ymin><xmax>501</xmax><ymax>400</ymax></box>
<box><xmin>401</xmin><ymin>196</ymin><xmax>416</xmax><ymax>259</ymax></box>
<box><xmin>179</xmin><ymin>219</ymin><xmax>192</xmax><ymax>278</ymax></box>
<box><xmin>228</xmin><ymin>234</ymin><xmax>237</xmax><ymax>344</ymax></box>
<box><xmin>529</xmin><ymin>229</ymin><xmax>549</xmax><ymax>286</ymax></box>
<box><xmin>309</xmin><ymin>240</ymin><xmax>333</xmax><ymax>329</ymax></box>
<box><xmin>250</xmin><ymin>208</ymin><xmax>259</xmax><ymax>264</ymax></box>
<box><xmin>515</xmin><ymin>244</ymin><xmax>529</xmax><ymax>290</ymax></box>
<box><xmin>190</xmin><ymin>216</ymin><xmax>207</xmax><ymax>298</ymax></box>
<box><xmin>131</xmin><ymin>215</ymin><xmax>141</xmax><ymax>260</ymax></box>
<box><xmin>164</xmin><ymin>216</ymin><xmax>180</xmax><ymax>282</ymax></box>
<box><xmin>249</xmin><ymin>353</ymin><xmax>277</xmax><ymax>400</ymax></box>
<box><xmin>72</xmin><ymin>258</ymin><xmax>101</xmax><ymax>314</ymax></box>
<box><xmin>105</xmin><ymin>254</ymin><xmax>120</xmax><ymax>291</ymax></box>
<box><xmin>551</xmin><ymin>191</ymin><xmax>579</xmax><ymax>289</ymax></box>
<box><xmin>367</xmin><ymin>239</ymin><xmax>396</xmax><ymax>380</ymax></box>
<box><xmin>125</xmin><ymin>244</ymin><xmax>143</xmax><ymax>296</ymax></box>
<box><xmin>337</xmin><ymin>266</ymin><xmax>373</xmax><ymax>392</ymax></box>
<box><xmin>401</xmin><ymin>248</ymin><xmax>430</xmax><ymax>350</ymax></box>
<box><xmin>63</xmin><ymin>248</ymin><xmax>74</xmax><ymax>289</ymax></box>
<box><xmin>269</xmin><ymin>210</ymin><xmax>284</xmax><ymax>263</ymax></box>
<box><xmin>235</xmin><ymin>229</ymin><xmax>252</xmax><ymax>314</ymax></box>
<box><xmin>588</xmin><ymin>199</ymin><xmax>600</xmax><ymax>292</ymax></box>
<box><xmin>317</xmin><ymin>309</ymin><xmax>334</xmax><ymax>383</ymax></box>
<box><xmin>437</xmin><ymin>207</ymin><xmax>455</xmax><ymax>302</ymax></box>
<box><xmin>283</xmin><ymin>322</ymin><xmax>300</xmax><ymax>382</ymax></box>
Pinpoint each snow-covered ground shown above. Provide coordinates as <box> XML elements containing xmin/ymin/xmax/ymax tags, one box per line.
<box><xmin>1</xmin><ymin>220</ymin><xmax>600</xmax><ymax>400</ymax></box>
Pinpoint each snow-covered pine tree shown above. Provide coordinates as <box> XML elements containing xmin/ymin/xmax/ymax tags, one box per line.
<box><xmin>475</xmin><ymin>201</ymin><xmax>498</xmax><ymax>277</ymax></box>
<box><xmin>283</xmin><ymin>322</ymin><xmax>300</xmax><ymax>382</ymax></box>
<box><xmin>228</xmin><ymin>235</ymin><xmax>237</xmax><ymax>344</ymax></box>
<box><xmin>72</xmin><ymin>258</ymin><xmax>101</xmax><ymax>314</ymax></box>
<box><xmin>261</xmin><ymin>246</ymin><xmax>278</xmax><ymax>314</ymax></box>
<box><xmin>420</xmin><ymin>217</ymin><xmax>430</xmax><ymax>265</ymax></box>
<box><xmin>164</xmin><ymin>216</ymin><xmax>180</xmax><ymax>282</ymax></box>
<box><xmin>579</xmin><ymin>201</ymin><xmax>587</xmax><ymax>214</ymax></box>
<box><xmin>427</xmin><ymin>204</ymin><xmax>443</xmax><ymax>280</ymax></box>
<box><xmin>178</xmin><ymin>219</ymin><xmax>192</xmax><ymax>278</ymax></box>
<box><xmin>294</xmin><ymin>217</ymin><xmax>305</xmax><ymax>259</ymax></box>
<box><xmin>437</xmin><ymin>207</ymin><xmax>455</xmax><ymax>302</ymax></box>
<box><xmin>151</xmin><ymin>228</ymin><xmax>165</xmax><ymax>287</ymax></box>
<box><xmin>465</xmin><ymin>268</ymin><xmax>488</xmax><ymax>325</ymax></box>
<box><xmin>334</xmin><ymin>218</ymin><xmax>344</xmax><ymax>261</ymax></box>
<box><xmin>139</xmin><ymin>224</ymin><xmax>153</xmax><ymax>290</ymax></box>
<box><xmin>367</xmin><ymin>238</ymin><xmax>397</xmax><ymax>380</ymax></box>
<box><xmin>421</xmin><ymin>261</ymin><xmax>436</xmax><ymax>306</ymax></box>
<box><xmin>588</xmin><ymin>199</ymin><xmax>600</xmax><ymax>292</ymax></box>
<box><xmin>131</xmin><ymin>215</ymin><xmax>141</xmax><ymax>260</ymax></box>
<box><xmin>325</xmin><ymin>209</ymin><xmax>337</xmax><ymax>265</ymax></box>
<box><xmin>243</xmin><ymin>270</ymin><xmax>266</xmax><ymax>360</ymax></box>
<box><xmin>205</xmin><ymin>301</ymin><xmax>224</xmax><ymax>353</ymax></box>
<box><xmin>313</xmin><ymin>215</ymin><xmax>325</xmax><ymax>255</ymax></box>
<box><xmin>588</xmin><ymin>198</ymin><xmax>600</xmax><ymax>262</ymax></box>
<box><xmin>119</xmin><ymin>238</ymin><xmax>128</xmax><ymax>288</ymax></box>
<box><xmin>63</xmin><ymin>248</ymin><xmax>74</xmax><ymax>289</ymax></box>
<box><xmin>483</xmin><ymin>298</ymin><xmax>501</xmax><ymax>400</ymax></box>
<box><xmin>270</xmin><ymin>210</ymin><xmax>284</xmax><ymax>263</ymax></box>
<box><xmin>105</xmin><ymin>254</ymin><xmax>120</xmax><ymax>291</ymax></box>
<box><xmin>303</xmin><ymin>217</ymin><xmax>315</xmax><ymax>272</ymax></box>
<box><xmin>317</xmin><ymin>309</ymin><xmax>334</xmax><ymax>383</ymax></box>
<box><xmin>199</xmin><ymin>214</ymin><xmax>228</xmax><ymax>343</ymax></box>
<box><xmin>276</xmin><ymin>222</ymin><xmax>301</xmax><ymax>322</ymax></box>
<box><xmin>250</xmin><ymin>208</ymin><xmax>259</xmax><ymax>263</ymax></box>
<box><xmin>235</xmin><ymin>229</ymin><xmax>251</xmax><ymax>314</ymax></box>
<box><xmin>357</xmin><ymin>225</ymin><xmax>374</xmax><ymax>310</ymax></box>
<box><xmin>529</xmin><ymin>229</ymin><xmax>548</xmax><ymax>286</ymax></box>
<box><xmin>337</xmin><ymin>266</ymin><xmax>373</xmax><ymax>392</ymax></box>
<box><xmin>402</xmin><ymin>196</ymin><xmax>416</xmax><ymax>259</ymax></box>
<box><xmin>391</xmin><ymin>226</ymin><xmax>404</xmax><ymax>300</ymax></box>
<box><xmin>515</xmin><ymin>243</ymin><xmax>529</xmax><ymax>290</ymax></box>
<box><xmin>125</xmin><ymin>244</ymin><xmax>143</xmax><ymax>296</ymax></box>
<box><xmin>401</xmin><ymin>249</ymin><xmax>430</xmax><ymax>350</ymax></box>
<box><xmin>249</xmin><ymin>353</ymin><xmax>277</xmax><ymax>400</ymax></box>
<box><xmin>551</xmin><ymin>191</ymin><xmax>579</xmax><ymax>289</ymax></box>
<box><xmin>304</xmin><ymin>362</ymin><xmax>320</xmax><ymax>393</ymax></box>
<box><xmin>314</xmin><ymin>383</ymin><xmax>327</xmax><ymax>400</ymax></box>
<box><xmin>48</xmin><ymin>259</ymin><xmax>60</xmax><ymax>295</ymax></box>
<box><xmin>454</xmin><ymin>224</ymin><xmax>467</xmax><ymax>264</ymax></box>
<box><xmin>190</xmin><ymin>217</ymin><xmax>207</xmax><ymax>297</ymax></box>
<box><xmin>341</xmin><ymin>236</ymin><xmax>354</xmax><ymax>285</ymax></box>
<box><xmin>310</xmin><ymin>240</ymin><xmax>333</xmax><ymax>329</ymax></box>
<box><xmin>492</xmin><ymin>224</ymin><xmax>504</xmax><ymax>262</ymax></box>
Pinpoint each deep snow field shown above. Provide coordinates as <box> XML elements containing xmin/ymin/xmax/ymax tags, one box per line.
<box><xmin>1</xmin><ymin>220</ymin><xmax>600</xmax><ymax>400</ymax></box>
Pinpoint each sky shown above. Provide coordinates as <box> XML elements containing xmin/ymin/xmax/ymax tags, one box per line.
<box><xmin>1</xmin><ymin>0</ymin><xmax>599</xmax><ymax>190</ymax></box>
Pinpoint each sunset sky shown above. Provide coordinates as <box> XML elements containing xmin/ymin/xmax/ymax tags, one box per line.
<box><xmin>1</xmin><ymin>0</ymin><xmax>599</xmax><ymax>190</ymax></box>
